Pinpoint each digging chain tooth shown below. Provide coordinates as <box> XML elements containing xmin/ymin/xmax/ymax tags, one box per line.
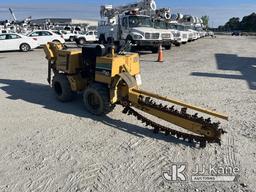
<box><xmin>170</xmin><ymin>130</ymin><xmax>175</xmax><ymax>136</ymax></box>
<box><xmin>199</xmin><ymin>117</ymin><xmax>204</xmax><ymax>122</ymax></box>
<box><xmin>163</xmin><ymin>105</ymin><xmax>168</xmax><ymax>110</ymax></box>
<box><xmin>176</xmin><ymin>133</ymin><xmax>181</xmax><ymax>139</ymax></box>
<box><xmin>144</xmin><ymin>97</ymin><xmax>150</xmax><ymax>104</ymax></box>
<box><xmin>199</xmin><ymin>141</ymin><xmax>207</xmax><ymax>148</ymax></box>
<box><xmin>183</xmin><ymin>135</ymin><xmax>188</xmax><ymax>141</ymax></box>
<box><xmin>122</xmin><ymin>100</ymin><xmax>223</xmax><ymax>147</ymax></box>
<box><xmin>214</xmin><ymin>122</ymin><xmax>221</xmax><ymax>127</ymax></box>
<box><xmin>181</xmin><ymin>107</ymin><xmax>187</xmax><ymax>114</ymax></box>
<box><xmin>122</xmin><ymin>107</ymin><xmax>128</xmax><ymax>114</ymax></box>
<box><xmin>153</xmin><ymin>127</ymin><xmax>160</xmax><ymax>134</ymax></box>
<box><xmin>128</xmin><ymin>110</ymin><xmax>133</xmax><ymax>115</ymax></box>
<box><xmin>187</xmin><ymin>136</ymin><xmax>193</xmax><ymax>143</ymax></box>
<box><xmin>219</xmin><ymin>129</ymin><xmax>227</xmax><ymax>134</ymax></box>
<box><xmin>169</xmin><ymin>106</ymin><xmax>175</xmax><ymax>111</ymax></box>
<box><xmin>165</xmin><ymin>130</ymin><xmax>170</xmax><ymax>135</ymax></box>
<box><xmin>205</xmin><ymin>118</ymin><xmax>211</xmax><ymax>123</ymax></box>
<box><xmin>160</xmin><ymin>125</ymin><xmax>166</xmax><ymax>132</ymax></box>
<box><xmin>192</xmin><ymin>113</ymin><xmax>198</xmax><ymax>119</ymax></box>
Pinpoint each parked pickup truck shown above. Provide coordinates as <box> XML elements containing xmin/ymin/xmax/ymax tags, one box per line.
<box><xmin>75</xmin><ymin>30</ymin><xmax>98</xmax><ymax>45</ymax></box>
<box><xmin>52</xmin><ymin>30</ymin><xmax>78</xmax><ymax>42</ymax></box>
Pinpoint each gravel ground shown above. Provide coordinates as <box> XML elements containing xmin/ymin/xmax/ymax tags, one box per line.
<box><xmin>0</xmin><ymin>36</ymin><xmax>255</xmax><ymax>192</ymax></box>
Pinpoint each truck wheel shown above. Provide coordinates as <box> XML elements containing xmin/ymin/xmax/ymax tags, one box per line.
<box><xmin>126</xmin><ymin>36</ymin><xmax>134</xmax><ymax>44</ymax></box>
<box><xmin>152</xmin><ymin>47</ymin><xmax>158</xmax><ymax>53</ymax></box>
<box><xmin>164</xmin><ymin>45</ymin><xmax>171</xmax><ymax>50</ymax></box>
<box><xmin>83</xmin><ymin>83</ymin><xmax>115</xmax><ymax>115</ymax></box>
<box><xmin>174</xmin><ymin>42</ymin><xmax>181</xmax><ymax>47</ymax></box>
<box><xmin>99</xmin><ymin>35</ymin><xmax>106</xmax><ymax>44</ymax></box>
<box><xmin>107</xmin><ymin>37</ymin><xmax>114</xmax><ymax>44</ymax></box>
<box><xmin>52</xmin><ymin>40</ymin><xmax>60</xmax><ymax>43</ymax></box>
<box><xmin>20</xmin><ymin>43</ymin><xmax>30</xmax><ymax>52</ymax></box>
<box><xmin>52</xmin><ymin>74</ymin><xmax>74</xmax><ymax>102</ymax></box>
<box><xmin>69</xmin><ymin>36</ymin><xmax>74</xmax><ymax>42</ymax></box>
<box><xmin>79</xmin><ymin>38</ymin><xmax>86</xmax><ymax>45</ymax></box>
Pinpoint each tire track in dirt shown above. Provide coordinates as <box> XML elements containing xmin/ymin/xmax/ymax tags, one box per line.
<box><xmin>90</xmin><ymin>136</ymin><xmax>177</xmax><ymax>191</ymax></box>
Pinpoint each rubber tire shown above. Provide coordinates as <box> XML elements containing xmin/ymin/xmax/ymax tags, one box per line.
<box><xmin>83</xmin><ymin>83</ymin><xmax>115</xmax><ymax>115</ymax></box>
<box><xmin>52</xmin><ymin>74</ymin><xmax>74</xmax><ymax>102</ymax></box>
<box><xmin>164</xmin><ymin>45</ymin><xmax>171</xmax><ymax>50</ymax></box>
<box><xmin>174</xmin><ymin>43</ymin><xmax>181</xmax><ymax>47</ymax></box>
<box><xmin>52</xmin><ymin>40</ymin><xmax>60</xmax><ymax>43</ymax></box>
<box><xmin>152</xmin><ymin>47</ymin><xmax>158</xmax><ymax>53</ymax></box>
<box><xmin>69</xmin><ymin>36</ymin><xmax>74</xmax><ymax>42</ymax></box>
<box><xmin>107</xmin><ymin>37</ymin><xmax>114</xmax><ymax>45</ymax></box>
<box><xmin>20</xmin><ymin>43</ymin><xmax>30</xmax><ymax>52</ymax></box>
<box><xmin>79</xmin><ymin>38</ymin><xmax>86</xmax><ymax>45</ymax></box>
<box><xmin>99</xmin><ymin>35</ymin><xmax>106</xmax><ymax>44</ymax></box>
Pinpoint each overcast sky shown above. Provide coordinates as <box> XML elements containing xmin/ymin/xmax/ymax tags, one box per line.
<box><xmin>1</xmin><ymin>0</ymin><xmax>256</xmax><ymax>27</ymax></box>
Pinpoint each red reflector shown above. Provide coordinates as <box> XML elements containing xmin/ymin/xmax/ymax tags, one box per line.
<box><xmin>33</xmin><ymin>38</ymin><xmax>37</xmax><ymax>41</ymax></box>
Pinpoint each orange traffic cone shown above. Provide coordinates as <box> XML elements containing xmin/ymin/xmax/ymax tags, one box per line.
<box><xmin>157</xmin><ymin>44</ymin><xmax>164</xmax><ymax>62</ymax></box>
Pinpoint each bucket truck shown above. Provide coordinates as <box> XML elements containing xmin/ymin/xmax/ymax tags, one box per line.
<box><xmin>98</xmin><ymin>0</ymin><xmax>172</xmax><ymax>53</ymax></box>
<box><xmin>166</xmin><ymin>13</ymin><xmax>189</xmax><ymax>44</ymax></box>
<box><xmin>153</xmin><ymin>8</ymin><xmax>173</xmax><ymax>49</ymax></box>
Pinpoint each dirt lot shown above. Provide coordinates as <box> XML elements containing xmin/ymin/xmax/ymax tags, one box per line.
<box><xmin>0</xmin><ymin>36</ymin><xmax>255</xmax><ymax>192</ymax></box>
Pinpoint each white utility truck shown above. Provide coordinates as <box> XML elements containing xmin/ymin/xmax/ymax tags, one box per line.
<box><xmin>98</xmin><ymin>0</ymin><xmax>169</xmax><ymax>53</ymax></box>
<box><xmin>153</xmin><ymin>8</ymin><xmax>173</xmax><ymax>49</ymax></box>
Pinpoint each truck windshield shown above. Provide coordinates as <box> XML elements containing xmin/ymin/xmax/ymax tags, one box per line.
<box><xmin>176</xmin><ymin>25</ymin><xmax>187</xmax><ymax>31</ymax></box>
<box><xmin>195</xmin><ymin>27</ymin><xmax>203</xmax><ymax>31</ymax></box>
<box><xmin>128</xmin><ymin>16</ymin><xmax>153</xmax><ymax>28</ymax></box>
<box><xmin>167</xmin><ymin>23</ymin><xmax>177</xmax><ymax>30</ymax></box>
<box><xmin>185</xmin><ymin>26</ymin><xmax>191</xmax><ymax>30</ymax></box>
<box><xmin>154</xmin><ymin>20</ymin><xmax>167</xmax><ymax>29</ymax></box>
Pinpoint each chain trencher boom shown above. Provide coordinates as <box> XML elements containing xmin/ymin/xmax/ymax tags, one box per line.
<box><xmin>121</xmin><ymin>94</ymin><xmax>227</xmax><ymax>147</ymax></box>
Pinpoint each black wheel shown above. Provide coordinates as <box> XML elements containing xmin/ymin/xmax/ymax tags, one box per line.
<box><xmin>52</xmin><ymin>40</ymin><xmax>60</xmax><ymax>43</ymax></box>
<box><xmin>152</xmin><ymin>47</ymin><xmax>158</xmax><ymax>53</ymax></box>
<box><xmin>107</xmin><ymin>37</ymin><xmax>114</xmax><ymax>44</ymax></box>
<box><xmin>174</xmin><ymin>42</ymin><xmax>181</xmax><ymax>47</ymax></box>
<box><xmin>83</xmin><ymin>83</ymin><xmax>115</xmax><ymax>115</ymax></box>
<box><xmin>79</xmin><ymin>38</ymin><xmax>86</xmax><ymax>45</ymax></box>
<box><xmin>126</xmin><ymin>35</ymin><xmax>134</xmax><ymax>44</ymax></box>
<box><xmin>164</xmin><ymin>45</ymin><xmax>171</xmax><ymax>50</ymax></box>
<box><xmin>69</xmin><ymin>36</ymin><xmax>74</xmax><ymax>42</ymax></box>
<box><xmin>20</xmin><ymin>43</ymin><xmax>30</xmax><ymax>52</ymax></box>
<box><xmin>99</xmin><ymin>35</ymin><xmax>106</xmax><ymax>44</ymax></box>
<box><xmin>52</xmin><ymin>74</ymin><xmax>74</xmax><ymax>102</ymax></box>
<box><xmin>124</xmin><ymin>36</ymin><xmax>135</xmax><ymax>52</ymax></box>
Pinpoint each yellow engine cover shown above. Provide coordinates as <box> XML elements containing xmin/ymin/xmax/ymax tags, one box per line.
<box><xmin>56</xmin><ymin>50</ymin><xmax>82</xmax><ymax>74</ymax></box>
<box><xmin>95</xmin><ymin>53</ymin><xmax>140</xmax><ymax>84</ymax></box>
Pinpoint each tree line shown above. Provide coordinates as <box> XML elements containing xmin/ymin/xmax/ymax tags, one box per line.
<box><xmin>218</xmin><ymin>13</ymin><xmax>256</xmax><ymax>32</ymax></box>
